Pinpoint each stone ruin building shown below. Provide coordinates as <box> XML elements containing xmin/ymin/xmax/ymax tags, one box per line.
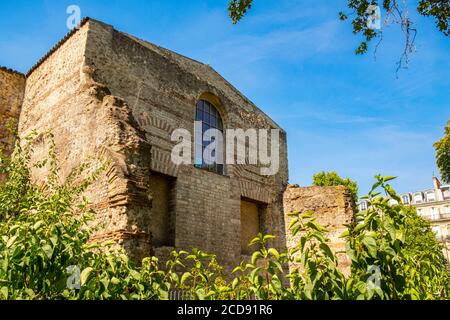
<box><xmin>0</xmin><ymin>18</ymin><xmax>355</xmax><ymax>271</ymax></box>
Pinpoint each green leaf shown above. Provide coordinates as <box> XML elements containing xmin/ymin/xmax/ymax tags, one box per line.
<box><xmin>362</xmin><ymin>236</ymin><xmax>378</xmax><ymax>257</ymax></box>
<box><xmin>320</xmin><ymin>243</ymin><xmax>335</xmax><ymax>260</ymax></box>
<box><xmin>49</xmin><ymin>235</ymin><xmax>58</xmax><ymax>247</ymax></box>
<box><xmin>339</xmin><ymin>11</ymin><xmax>348</xmax><ymax>21</ymax></box>
<box><xmin>100</xmin><ymin>277</ymin><xmax>109</xmax><ymax>290</ymax></box>
<box><xmin>81</xmin><ymin>267</ymin><xmax>94</xmax><ymax>286</ymax></box>
<box><xmin>130</xmin><ymin>270</ymin><xmax>141</xmax><ymax>281</ymax></box>
<box><xmin>32</xmin><ymin>221</ymin><xmax>44</xmax><ymax>230</ymax></box>
<box><xmin>271</xmin><ymin>274</ymin><xmax>282</xmax><ymax>291</ymax></box>
<box><xmin>249</xmin><ymin>237</ymin><xmax>261</xmax><ymax>246</ymax></box>
<box><xmin>263</xmin><ymin>235</ymin><xmax>275</xmax><ymax>242</ymax></box>
<box><xmin>180</xmin><ymin>272</ymin><xmax>192</xmax><ymax>286</ymax></box>
<box><xmin>355</xmin><ymin>281</ymin><xmax>367</xmax><ymax>294</ymax></box>
<box><xmin>232</xmin><ymin>278</ymin><xmax>239</xmax><ymax>290</ymax></box>
<box><xmin>251</xmin><ymin>251</ymin><xmax>262</xmax><ymax>265</ymax></box>
<box><xmin>107</xmin><ymin>256</ymin><xmax>116</xmax><ymax>273</ymax></box>
<box><xmin>269</xmin><ymin>260</ymin><xmax>284</xmax><ymax>273</ymax></box>
<box><xmin>268</xmin><ymin>248</ymin><xmax>280</xmax><ymax>259</ymax></box>
<box><xmin>384</xmin><ymin>176</ymin><xmax>397</xmax><ymax>182</ymax></box>
<box><xmin>250</xmin><ymin>267</ymin><xmax>262</xmax><ymax>282</ymax></box>
<box><xmin>289</xmin><ymin>217</ymin><xmax>299</xmax><ymax>229</ymax></box>
<box><xmin>42</xmin><ymin>244</ymin><xmax>53</xmax><ymax>259</ymax></box>
<box><xmin>6</xmin><ymin>236</ymin><xmax>17</xmax><ymax>248</ymax></box>
<box><xmin>384</xmin><ymin>246</ymin><xmax>396</xmax><ymax>257</ymax></box>
<box><xmin>0</xmin><ymin>287</ymin><xmax>8</xmax><ymax>299</ymax></box>
<box><xmin>24</xmin><ymin>288</ymin><xmax>36</xmax><ymax>299</ymax></box>
<box><xmin>232</xmin><ymin>266</ymin><xmax>243</xmax><ymax>273</ymax></box>
<box><xmin>339</xmin><ymin>230</ymin><xmax>350</xmax><ymax>238</ymax></box>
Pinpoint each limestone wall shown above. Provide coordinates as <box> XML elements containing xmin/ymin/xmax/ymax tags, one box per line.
<box><xmin>13</xmin><ymin>18</ymin><xmax>289</xmax><ymax>267</ymax></box>
<box><xmin>284</xmin><ymin>185</ymin><xmax>355</xmax><ymax>275</ymax></box>
<box><xmin>0</xmin><ymin>67</ymin><xmax>25</xmax><ymax>176</ymax></box>
<box><xmin>19</xmin><ymin>21</ymin><xmax>153</xmax><ymax>259</ymax></box>
<box><xmin>81</xmin><ymin>19</ymin><xmax>289</xmax><ymax>267</ymax></box>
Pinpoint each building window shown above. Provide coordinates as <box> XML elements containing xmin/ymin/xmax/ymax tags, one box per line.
<box><xmin>360</xmin><ymin>201</ymin><xmax>367</xmax><ymax>211</ymax></box>
<box><xmin>426</xmin><ymin>192</ymin><xmax>436</xmax><ymax>202</ymax></box>
<box><xmin>389</xmin><ymin>198</ymin><xmax>398</xmax><ymax>206</ymax></box>
<box><xmin>195</xmin><ymin>99</ymin><xmax>224</xmax><ymax>175</ymax></box>
<box><xmin>443</xmin><ymin>189</ymin><xmax>450</xmax><ymax>200</ymax></box>
<box><xmin>240</xmin><ymin>199</ymin><xmax>266</xmax><ymax>255</ymax></box>
<box><xmin>402</xmin><ymin>195</ymin><xmax>410</xmax><ymax>205</ymax></box>
<box><xmin>413</xmin><ymin>193</ymin><xmax>423</xmax><ymax>204</ymax></box>
<box><xmin>430</xmin><ymin>207</ymin><xmax>440</xmax><ymax>221</ymax></box>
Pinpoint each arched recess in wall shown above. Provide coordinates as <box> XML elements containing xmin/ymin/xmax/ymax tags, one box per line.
<box><xmin>195</xmin><ymin>92</ymin><xmax>226</xmax><ymax>175</ymax></box>
<box><xmin>197</xmin><ymin>92</ymin><xmax>227</xmax><ymax>123</ymax></box>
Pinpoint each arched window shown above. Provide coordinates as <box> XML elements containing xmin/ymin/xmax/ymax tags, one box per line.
<box><xmin>195</xmin><ymin>99</ymin><xmax>224</xmax><ymax>175</ymax></box>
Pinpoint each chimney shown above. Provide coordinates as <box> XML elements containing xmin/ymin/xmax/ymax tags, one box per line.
<box><xmin>433</xmin><ymin>177</ymin><xmax>444</xmax><ymax>202</ymax></box>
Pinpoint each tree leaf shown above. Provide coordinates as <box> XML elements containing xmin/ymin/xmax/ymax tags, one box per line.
<box><xmin>180</xmin><ymin>272</ymin><xmax>192</xmax><ymax>286</ymax></box>
<box><xmin>42</xmin><ymin>244</ymin><xmax>53</xmax><ymax>259</ymax></box>
<box><xmin>81</xmin><ymin>267</ymin><xmax>94</xmax><ymax>286</ymax></box>
<box><xmin>6</xmin><ymin>236</ymin><xmax>17</xmax><ymax>249</ymax></box>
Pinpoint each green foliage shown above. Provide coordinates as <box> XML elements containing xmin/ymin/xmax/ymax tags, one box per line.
<box><xmin>346</xmin><ymin>175</ymin><xmax>448</xmax><ymax>299</ymax></box>
<box><xmin>0</xmin><ymin>132</ymin><xmax>171</xmax><ymax>300</ymax></box>
<box><xmin>228</xmin><ymin>0</ymin><xmax>254</xmax><ymax>24</ymax></box>
<box><xmin>312</xmin><ymin>171</ymin><xmax>359</xmax><ymax>204</ymax></box>
<box><xmin>434</xmin><ymin>120</ymin><xmax>450</xmax><ymax>183</ymax></box>
<box><xmin>417</xmin><ymin>0</ymin><xmax>450</xmax><ymax>36</ymax></box>
<box><xmin>228</xmin><ymin>1</ymin><xmax>450</xmax><ymax>36</ymax></box>
<box><xmin>0</xmin><ymin>131</ymin><xmax>448</xmax><ymax>300</ymax></box>
<box><xmin>176</xmin><ymin>248</ymin><xmax>229</xmax><ymax>300</ymax></box>
<box><xmin>340</xmin><ymin>0</ymin><xmax>449</xmax><ymax>57</ymax></box>
<box><xmin>286</xmin><ymin>212</ymin><xmax>347</xmax><ymax>300</ymax></box>
<box><xmin>229</xmin><ymin>233</ymin><xmax>288</xmax><ymax>300</ymax></box>
<box><xmin>228</xmin><ymin>1</ymin><xmax>449</xmax><ymax>68</ymax></box>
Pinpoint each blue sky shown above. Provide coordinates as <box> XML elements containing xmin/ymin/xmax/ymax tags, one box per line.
<box><xmin>0</xmin><ymin>0</ymin><xmax>449</xmax><ymax>195</ymax></box>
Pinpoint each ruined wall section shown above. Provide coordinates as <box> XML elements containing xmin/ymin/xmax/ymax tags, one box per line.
<box><xmin>283</xmin><ymin>185</ymin><xmax>355</xmax><ymax>275</ymax></box>
<box><xmin>0</xmin><ymin>68</ymin><xmax>25</xmax><ymax>179</ymax></box>
<box><xmin>83</xmin><ymin>19</ymin><xmax>288</xmax><ymax>267</ymax></box>
<box><xmin>19</xmin><ymin>22</ymin><xmax>152</xmax><ymax>260</ymax></box>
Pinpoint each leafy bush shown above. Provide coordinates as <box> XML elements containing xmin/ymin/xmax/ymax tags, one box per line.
<box><xmin>345</xmin><ymin>176</ymin><xmax>448</xmax><ymax>299</ymax></box>
<box><xmin>0</xmin><ymin>132</ymin><xmax>172</xmax><ymax>300</ymax></box>
<box><xmin>0</xmin><ymin>132</ymin><xmax>448</xmax><ymax>300</ymax></box>
<box><xmin>312</xmin><ymin>171</ymin><xmax>359</xmax><ymax>204</ymax></box>
<box><xmin>434</xmin><ymin>120</ymin><xmax>450</xmax><ymax>183</ymax></box>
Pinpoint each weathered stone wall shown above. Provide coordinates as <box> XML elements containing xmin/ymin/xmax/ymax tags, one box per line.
<box><xmin>19</xmin><ymin>21</ymin><xmax>153</xmax><ymax>260</ymax></box>
<box><xmin>13</xmin><ymin>18</ymin><xmax>288</xmax><ymax>268</ymax></box>
<box><xmin>80</xmin><ymin>19</ymin><xmax>289</xmax><ymax>267</ymax></box>
<box><xmin>149</xmin><ymin>171</ymin><xmax>175</xmax><ymax>247</ymax></box>
<box><xmin>0</xmin><ymin>67</ymin><xmax>25</xmax><ymax>179</ymax></box>
<box><xmin>283</xmin><ymin>185</ymin><xmax>355</xmax><ymax>275</ymax></box>
<box><xmin>5</xmin><ymin>17</ymin><xmax>361</xmax><ymax>278</ymax></box>
<box><xmin>241</xmin><ymin>199</ymin><xmax>262</xmax><ymax>255</ymax></box>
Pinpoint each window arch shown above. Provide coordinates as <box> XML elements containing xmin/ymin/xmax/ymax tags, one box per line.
<box><xmin>195</xmin><ymin>99</ymin><xmax>224</xmax><ymax>175</ymax></box>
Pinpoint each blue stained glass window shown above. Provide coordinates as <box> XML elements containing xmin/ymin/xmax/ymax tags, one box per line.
<box><xmin>195</xmin><ymin>100</ymin><xmax>224</xmax><ymax>175</ymax></box>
